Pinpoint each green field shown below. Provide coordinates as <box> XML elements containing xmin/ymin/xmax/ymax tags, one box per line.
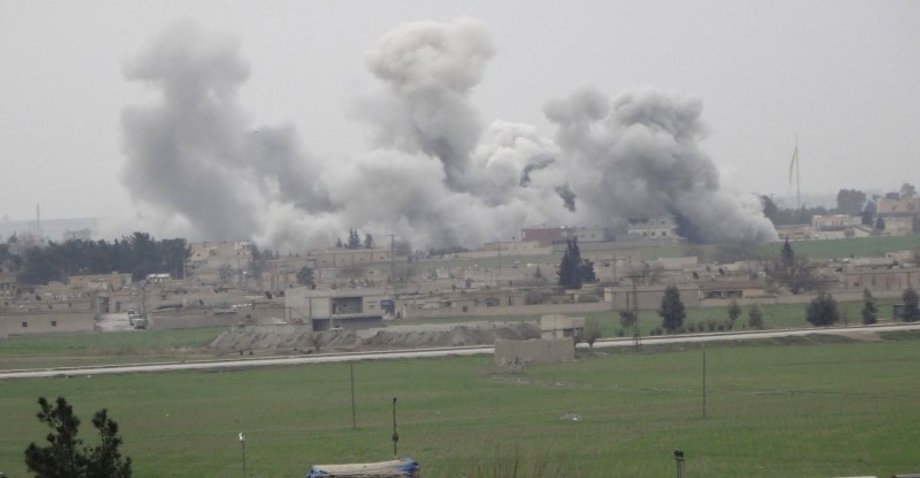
<box><xmin>0</xmin><ymin>328</ymin><xmax>224</xmax><ymax>370</ymax></box>
<box><xmin>2</xmin><ymin>333</ymin><xmax>919</xmax><ymax>477</ymax></box>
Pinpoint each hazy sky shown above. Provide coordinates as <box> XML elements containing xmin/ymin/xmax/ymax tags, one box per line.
<box><xmin>2</xmin><ymin>0</ymin><xmax>919</xmax><ymax>231</ymax></box>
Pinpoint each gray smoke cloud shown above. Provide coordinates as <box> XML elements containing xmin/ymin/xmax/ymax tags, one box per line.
<box><xmin>120</xmin><ymin>20</ymin><xmax>776</xmax><ymax>251</ymax></box>
<box><xmin>544</xmin><ymin>87</ymin><xmax>777</xmax><ymax>243</ymax></box>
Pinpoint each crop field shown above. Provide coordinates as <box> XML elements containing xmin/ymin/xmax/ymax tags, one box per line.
<box><xmin>1</xmin><ymin>333</ymin><xmax>919</xmax><ymax>477</ymax></box>
<box><xmin>0</xmin><ymin>327</ymin><xmax>224</xmax><ymax>370</ymax></box>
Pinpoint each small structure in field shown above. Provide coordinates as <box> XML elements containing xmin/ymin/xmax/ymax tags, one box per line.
<box><xmin>306</xmin><ymin>457</ymin><xmax>420</xmax><ymax>477</ymax></box>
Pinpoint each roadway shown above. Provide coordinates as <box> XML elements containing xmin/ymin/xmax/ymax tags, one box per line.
<box><xmin>2</xmin><ymin>322</ymin><xmax>919</xmax><ymax>380</ymax></box>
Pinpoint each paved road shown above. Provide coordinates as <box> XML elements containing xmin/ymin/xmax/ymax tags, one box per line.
<box><xmin>2</xmin><ymin>323</ymin><xmax>919</xmax><ymax>380</ymax></box>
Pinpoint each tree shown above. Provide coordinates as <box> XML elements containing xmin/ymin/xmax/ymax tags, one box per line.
<box><xmin>861</xmin><ymin>200</ymin><xmax>877</xmax><ymax>226</ymax></box>
<box><xmin>658</xmin><ymin>285</ymin><xmax>686</xmax><ymax>333</ymax></box>
<box><xmin>618</xmin><ymin>310</ymin><xmax>637</xmax><ymax>329</ymax></box>
<box><xmin>900</xmin><ymin>183</ymin><xmax>917</xmax><ymax>199</ymax></box>
<box><xmin>748</xmin><ymin>304</ymin><xmax>765</xmax><ymax>329</ymax></box>
<box><xmin>902</xmin><ymin>287</ymin><xmax>920</xmax><ymax>322</ymax></box>
<box><xmin>363</xmin><ymin>233</ymin><xmax>374</xmax><ymax>249</ymax></box>
<box><xmin>296</xmin><ymin>266</ymin><xmax>314</xmax><ymax>287</ymax></box>
<box><xmin>806</xmin><ymin>291</ymin><xmax>840</xmax><ymax>326</ymax></box>
<box><xmin>727</xmin><ymin>300</ymin><xmax>742</xmax><ymax>328</ymax></box>
<box><xmin>583</xmin><ymin>319</ymin><xmax>602</xmax><ymax>349</ymax></box>
<box><xmin>346</xmin><ymin>228</ymin><xmax>361</xmax><ymax>249</ymax></box>
<box><xmin>875</xmin><ymin>216</ymin><xmax>886</xmax><ymax>231</ymax></box>
<box><xmin>861</xmin><ymin>288</ymin><xmax>878</xmax><ymax>325</ymax></box>
<box><xmin>765</xmin><ymin>238</ymin><xmax>818</xmax><ymax>294</ymax></box>
<box><xmin>557</xmin><ymin>238</ymin><xmax>596</xmax><ymax>289</ymax></box>
<box><xmin>835</xmin><ymin>189</ymin><xmax>866</xmax><ymax>216</ymax></box>
<box><xmin>24</xmin><ymin>397</ymin><xmax>132</xmax><ymax>478</ymax></box>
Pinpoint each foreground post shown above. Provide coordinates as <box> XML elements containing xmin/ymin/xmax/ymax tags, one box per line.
<box><xmin>674</xmin><ymin>449</ymin><xmax>685</xmax><ymax>478</ymax></box>
<box><xmin>239</xmin><ymin>432</ymin><xmax>246</xmax><ymax>478</ymax></box>
<box><xmin>391</xmin><ymin>397</ymin><xmax>399</xmax><ymax>457</ymax></box>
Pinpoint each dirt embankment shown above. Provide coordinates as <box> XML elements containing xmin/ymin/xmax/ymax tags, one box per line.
<box><xmin>210</xmin><ymin>321</ymin><xmax>540</xmax><ymax>354</ymax></box>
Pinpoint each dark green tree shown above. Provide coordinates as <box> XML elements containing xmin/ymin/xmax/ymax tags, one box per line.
<box><xmin>583</xmin><ymin>319</ymin><xmax>602</xmax><ymax>349</ymax></box>
<box><xmin>835</xmin><ymin>189</ymin><xmax>866</xmax><ymax>216</ymax></box>
<box><xmin>861</xmin><ymin>200</ymin><xmax>877</xmax><ymax>226</ymax></box>
<box><xmin>346</xmin><ymin>228</ymin><xmax>361</xmax><ymax>249</ymax></box>
<box><xmin>363</xmin><ymin>233</ymin><xmax>374</xmax><ymax>249</ymax></box>
<box><xmin>618</xmin><ymin>310</ymin><xmax>637</xmax><ymax>329</ymax></box>
<box><xmin>806</xmin><ymin>291</ymin><xmax>840</xmax><ymax>326</ymax></box>
<box><xmin>748</xmin><ymin>304</ymin><xmax>765</xmax><ymax>329</ymax></box>
<box><xmin>296</xmin><ymin>266</ymin><xmax>315</xmax><ymax>287</ymax></box>
<box><xmin>861</xmin><ymin>288</ymin><xmax>878</xmax><ymax>325</ymax></box>
<box><xmin>902</xmin><ymin>287</ymin><xmax>920</xmax><ymax>322</ymax></box>
<box><xmin>557</xmin><ymin>238</ymin><xmax>596</xmax><ymax>289</ymax></box>
<box><xmin>24</xmin><ymin>397</ymin><xmax>132</xmax><ymax>478</ymax></box>
<box><xmin>727</xmin><ymin>300</ymin><xmax>742</xmax><ymax>328</ymax></box>
<box><xmin>658</xmin><ymin>285</ymin><xmax>686</xmax><ymax>333</ymax></box>
<box><xmin>875</xmin><ymin>216</ymin><xmax>886</xmax><ymax>231</ymax></box>
<box><xmin>901</xmin><ymin>183</ymin><xmax>917</xmax><ymax>198</ymax></box>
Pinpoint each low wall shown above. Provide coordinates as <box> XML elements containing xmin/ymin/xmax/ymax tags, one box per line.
<box><xmin>495</xmin><ymin>337</ymin><xmax>575</xmax><ymax>366</ymax></box>
<box><xmin>403</xmin><ymin>301</ymin><xmax>612</xmax><ymax>320</ymax></box>
<box><xmin>150</xmin><ymin>313</ymin><xmax>241</xmax><ymax>330</ymax></box>
<box><xmin>1</xmin><ymin>311</ymin><xmax>96</xmax><ymax>335</ymax></box>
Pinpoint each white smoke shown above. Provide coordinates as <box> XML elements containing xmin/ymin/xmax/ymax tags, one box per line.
<box><xmin>120</xmin><ymin>20</ymin><xmax>777</xmax><ymax>252</ymax></box>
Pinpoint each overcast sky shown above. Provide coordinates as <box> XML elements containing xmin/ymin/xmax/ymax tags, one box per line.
<box><xmin>2</xmin><ymin>0</ymin><xmax>919</xmax><ymax>230</ymax></box>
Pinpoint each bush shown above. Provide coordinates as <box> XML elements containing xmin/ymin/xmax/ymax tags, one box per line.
<box><xmin>748</xmin><ymin>304</ymin><xmax>765</xmax><ymax>329</ymax></box>
<box><xmin>806</xmin><ymin>291</ymin><xmax>840</xmax><ymax>326</ymax></box>
<box><xmin>903</xmin><ymin>287</ymin><xmax>920</xmax><ymax>322</ymax></box>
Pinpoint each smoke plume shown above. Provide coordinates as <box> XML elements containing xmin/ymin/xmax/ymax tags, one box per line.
<box><xmin>120</xmin><ymin>20</ymin><xmax>777</xmax><ymax>251</ymax></box>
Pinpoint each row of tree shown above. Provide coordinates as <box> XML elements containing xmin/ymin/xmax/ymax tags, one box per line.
<box><xmin>653</xmin><ymin>285</ymin><xmax>920</xmax><ymax>334</ymax></box>
<box><xmin>3</xmin><ymin>232</ymin><xmax>187</xmax><ymax>285</ymax></box>
<box><xmin>760</xmin><ymin>183</ymin><xmax>916</xmax><ymax>227</ymax></box>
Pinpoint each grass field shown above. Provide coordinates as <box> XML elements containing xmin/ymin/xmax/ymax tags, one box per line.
<box><xmin>1</xmin><ymin>333</ymin><xmax>919</xmax><ymax>477</ymax></box>
<box><xmin>0</xmin><ymin>327</ymin><xmax>223</xmax><ymax>370</ymax></box>
<box><xmin>2</xmin><ymin>295</ymin><xmax>906</xmax><ymax>371</ymax></box>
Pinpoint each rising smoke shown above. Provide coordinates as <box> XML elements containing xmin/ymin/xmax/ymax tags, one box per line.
<box><xmin>120</xmin><ymin>19</ymin><xmax>777</xmax><ymax>251</ymax></box>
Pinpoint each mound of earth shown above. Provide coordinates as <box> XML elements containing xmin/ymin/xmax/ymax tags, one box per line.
<box><xmin>210</xmin><ymin>321</ymin><xmax>540</xmax><ymax>354</ymax></box>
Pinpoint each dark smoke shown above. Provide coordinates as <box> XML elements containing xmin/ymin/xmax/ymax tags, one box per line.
<box><xmin>555</xmin><ymin>184</ymin><xmax>577</xmax><ymax>212</ymax></box>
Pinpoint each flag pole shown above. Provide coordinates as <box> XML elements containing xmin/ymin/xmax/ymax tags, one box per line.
<box><xmin>795</xmin><ymin>134</ymin><xmax>801</xmax><ymax>210</ymax></box>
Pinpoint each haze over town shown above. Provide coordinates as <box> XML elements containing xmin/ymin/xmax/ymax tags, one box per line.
<box><xmin>2</xmin><ymin>1</ymin><xmax>919</xmax><ymax>251</ymax></box>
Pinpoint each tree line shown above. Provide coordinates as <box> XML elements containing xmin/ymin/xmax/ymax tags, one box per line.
<box><xmin>2</xmin><ymin>232</ymin><xmax>188</xmax><ymax>286</ymax></box>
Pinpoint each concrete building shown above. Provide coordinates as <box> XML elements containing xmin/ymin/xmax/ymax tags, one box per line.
<box><xmin>285</xmin><ymin>287</ymin><xmax>390</xmax><ymax>331</ymax></box>
<box><xmin>698</xmin><ymin>280</ymin><xmax>768</xmax><ymax>299</ymax></box>
<box><xmin>571</xmin><ymin>226</ymin><xmax>615</xmax><ymax>243</ymax></box>
<box><xmin>66</xmin><ymin>273</ymin><xmax>132</xmax><ymax>291</ymax></box>
<box><xmin>625</xmin><ymin>216</ymin><xmax>679</xmax><ymax>240</ymax></box>
<box><xmin>494</xmin><ymin>337</ymin><xmax>576</xmax><ymax>366</ymax></box>
<box><xmin>539</xmin><ymin>315</ymin><xmax>586</xmax><ymax>340</ymax></box>
<box><xmin>877</xmin><ymin>196</ymin><xmax>920</xmax><ymax>216</ymax></box>
<box><xmin>309</xmin><ymin>248</ymin><xmax>392</xmax><ymax>268</ymax></box>
<box><xmin>521</xmin><ymin>225</ymin><xmax>571</xmax><ymax>246</ymax></box>
<box><xmin>844</xmin><ymin>268</ymin><xmax>920</xmax><ymax>291</ymax></box>
<box><xmin>879</xmin><ymin>216</ymin><xmax>917</xmax><ymax>236</ymax></box>
<box><xmin>811</xmin><ymin>214</ymin><xmax>861</xmax><ymax>231</ymax></box>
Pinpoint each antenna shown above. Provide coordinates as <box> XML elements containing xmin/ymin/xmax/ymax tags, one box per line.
<box><xmin>795</xmin><ymin>135</ymin><xmax>801</xmax><ymax>210</ymax></box>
